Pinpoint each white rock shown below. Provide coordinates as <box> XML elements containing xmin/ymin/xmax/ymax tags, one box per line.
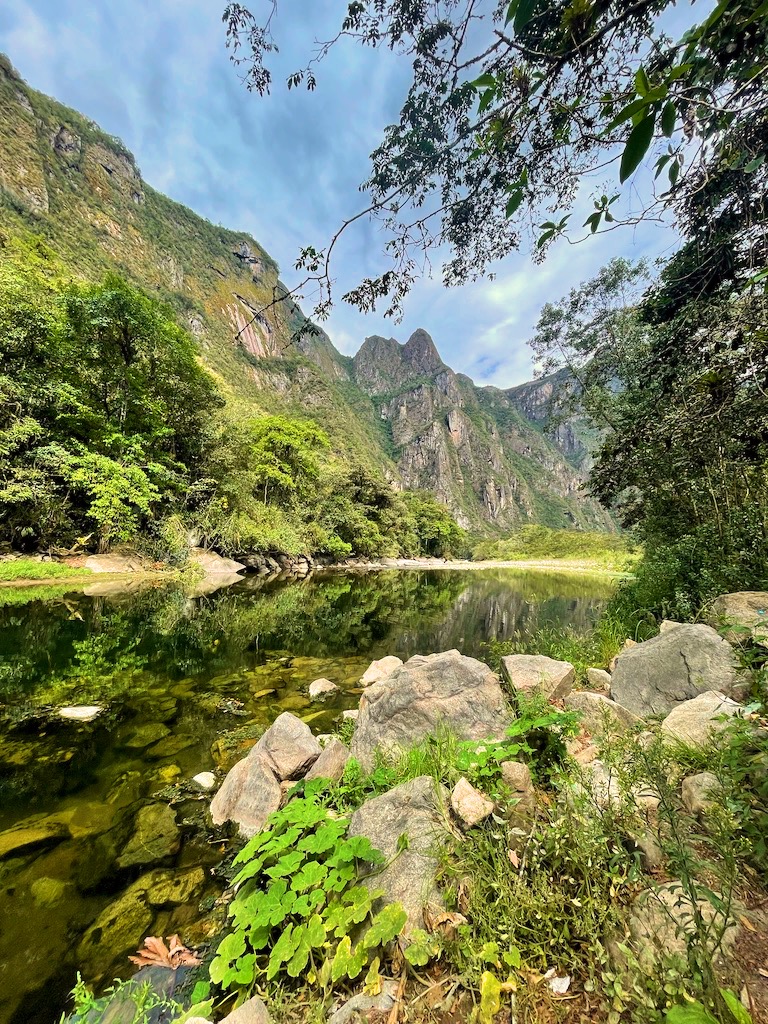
<box><xmin>586</xmin><ymin>668</ymin><xmax>612</xmax><ymax>690</ymax></box>
<box><xmin>341</xmin><ymin>708</ymin><xmax>359</xmax><ymax>722</ymax></box>
<box><xmin>661</xmin><ymin>691</ymin><xmax>742</xmax><ymax>748</ymax></box>
<box><xmin>500</xmin><ymin>654</ymin><xmax>575</xmax><ymax>702</ymax></box>
<box><xmin>451</xmin><ymin>777</ymin><xmax>494</xmax><ymax>828</ymax></box>
<box><xmin>308</xmin><ymin>677</ymin><xmax>339</xmax><ymax>701</ymax></box>
<box><xmin>192</xmin><ymin>771</ymin><xmax>216</xmax><ymax>792</ymax></box>
<box><xmin>59</xmin><ymin>705</ymin><xmax>103</xmax><ymax>722</ymax></box>
<box><xmin>360</xmin><ymin>655</ymin><xmax>403</xmax><ymax>687</ymax></box>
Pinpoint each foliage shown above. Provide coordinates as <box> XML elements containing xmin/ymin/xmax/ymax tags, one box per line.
<box><xmin>473</xmin><ymin>524</ymin><xmax>638</xmax><ymax>572</ymax></box>
<box><xmin>222</xmin><ymin>1</ymin><xmax>768</xmax><ymax>319</ymax></box>
<box><xmin>0</xmin><ymin>558</ymin><xmax>91</xmax><ymax>581</ymax></box>
<box><xmin>58</xmin><ymin>973</ymin><xmax>213</xmax><ymax>1024</ymax></box>
<box><xmin>210</xmin><ymin>781</ymin><xmax>406</xmax><ymax>999</ymax></box>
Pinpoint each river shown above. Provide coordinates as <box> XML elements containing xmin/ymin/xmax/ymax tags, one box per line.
<box><xmin>0</xmin><ymin>567</ymin><xmax>615</xmax><ymax>1023</ymax></box>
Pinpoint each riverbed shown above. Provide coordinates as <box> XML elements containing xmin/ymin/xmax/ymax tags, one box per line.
<box><xmin>0</xmin><ymin>567</ymin><xmax>615</xmax><ymax>1024</ymax></box>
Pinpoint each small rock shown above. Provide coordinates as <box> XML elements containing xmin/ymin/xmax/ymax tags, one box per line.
<box><xmin>586</xmin><ymin>668</ymin><xmax>611</xmax><ymax>690</ymax></box>
<box><xmin>328</xmin><ymin>980</ymin><xmax>399</xmax><ymax>1024</ymax></box>
<box><xmin>661</xmin><ymin>690</ymin><xmax>742</xmax><ymax>748</ymax></box>
<box><xmin>564</xmin><ymin>691</ymin><xmax>641</xmax><ymax>739</ymax></box>
<box><xmin>360</xmin><ymin>655</ymin><xmax>403</xmax><ymax>686</ymax></box>
<box><xmin>342</xmin><ymin>709</ymin><xmax>359</xmax><ymax>722</ymax></box>
<box><xmin>59</xmin><ymin>705</ymin><xmax>103</xmax><ymax>722</ymax></box>
<box><xmin>305</xmin><ymin>739</ymin><xmax>350</xmax><ymax>782</ymax></box>
<box><xmin>254</xmin><ymin>712</ymin><xmax>322</xmax><ymax>780</ymax></box>
<box><xmin>220</xmin><ymin>993</ymin><xmax>271</xmax><ymax>1024</ymax></box>
<box><xmin>117</xmin><ymin>803</ymin><xmax>180</xmax><ymax>869</ymax></box>
<box><xmin>308</xmin><ymin>678</ymin><xmax>339</xmax><ymax>701</ymax></box>
<box><xmin>574</xmin><ymin>759</ymin><xmax>622</xmax><ymax>810</ymax></box>
<box><xmin>500</xmin><ymin>760</ymin><xmax>532</xmax><ymax>793</ymax></box>
<box><xmin>210</xmin><ymin>753</ymin><xmax>282</xmax><ymax>839</ymax></box>
<box><xmin>451</xmin><ymin>777</ymin><xmax>494</xmax><ymax>828</ymax></box>
<box><xmin>192</xmin><ymin>771</ymin><xmax>217</xmax><ymax>792</ymax></box>
<box><xmin>628</xmin><ymin>831</ymin><xmax>664</xmax><ymax>870</ymax></box>
<box><xmin>682</xmin><ymin>771</ymin><xmax>720</xmax><ymax>815</ymax></box>
<box><xmin>707</xmin><ymin>591</ymin><xmax>768</xmax><ymax>647</ymax></box>
<box><xmin>659</xmin><ymin>619</ymin><xmax>684</xmax><ymax>634</ymax></box>
<box><xmin>500</xmin><ymin>654</ymin><xmax>575</xmax><ymax>702</ymax></box>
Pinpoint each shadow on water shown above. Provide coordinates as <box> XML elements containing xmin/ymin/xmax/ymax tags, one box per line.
<box><xmin>0</xmin><ymin>567</ymin><xmax>614</xmax><ymax>1024</ymax></box>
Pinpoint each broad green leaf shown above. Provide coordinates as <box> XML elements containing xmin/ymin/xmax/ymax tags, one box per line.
<box><xmin>471</xmin><ymin>73</ymin><xmax>497</xmax><ymax>90</ymax></box>
<box><xmin>607</xmin><ymin>97</ymin><xmax>650</xmax><ymax>131</ymax></box>
<box><xmin>403</xmin><ymin>928</ymin><xmax>440</xmax><ymax>966</ymax></box>
<box><xmin>364</xmin><ymin>956</ymin><xmax>382</xmax><ymax>996</ymax></box>
<box><xmin>620</xmin><ymin>113</ymin><xmax>655</xmax><ymax>183</ymax></box>
<box><xmin>635</xmin><ymin>67</ymin><xmax>651</xmax><ymax>97</ymax></box>
<box><xmin>505</xmin><ymin>191</ymin><xmax>523</xmax><ymax>218</ymax></box>
<box><xmin>331</xmin><ymin>935</ymin><xmax>368</xmax><ymax>982</ymax></box>
<box><xmin>504</xmin><ymin>0</ymin><xmax>519</xmax><ymax>25</ymax></box>
<box><xmin>503</xmin><ymin>946</ymin><xmax>522</xmax><ymax>968</ymax></box>
<box><xmin>720</xmin><ymin>989</ymin><xmax>752</xmax><ymax>1024</ymax></box>
<box><xmin>661</xmin><ymin>101</ymin><xmax>676</xmax><ymax>137</ymax></box>
<box><xmin>664</xmin><ymin>1004</ymin><xmax>719</xmax><ymax>1024</ymax></box>
<box><xmin>291</xmin><ymin>859</ymin><xmax>328</xmax><ymax>892</ymax></box>
<box><xmin>297</xmin><ymin>820</ymin><xmax>346</xmax><ymax>854</ymax></box>
<box><xmin>514</xmin><ymin>0</ymin><xmax>538</xmax><ymax>33</ymax></box>
<box><xmin>265</xmin><ymin>849</ymin><xmax>305</xmax><ymax>879</ymax></box>
<box><xmin>479</xmin><ymin>972</ymin><xmax>502</xmax><ymax>1024</ymax></box>
<box><xmin>364</xmin><ymin>902</ymin><xmax>408</xmax><ymax>948</ymax></box>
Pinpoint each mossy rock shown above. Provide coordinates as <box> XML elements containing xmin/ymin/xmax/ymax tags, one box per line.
<box><xmin>0</xmin><ymin>817</ymin><xmax>70</xmax><ymax>860</ymax></box>
<box><xmin>76</xmin><ymin>880</ymin><xmax>154</xmax><ymax>979</ymax></box>
<box><xmin>210</xmin><ymin>722</ymin><xmax>265</xmax><ymax>770</ymax></box>
<box><xmin>116</xmin><ymin>803</ymin><xmax>180</xmax><ymax>870</ymax></box>
<box><xmin>144</xmin><ymin>865</ymin><xmax>206</xmax><ymax>907</ymax></box>
<box><xmin>121</xmin><ymin>722</ymin><xmax>171</xmax><ymax>749</ymax></box>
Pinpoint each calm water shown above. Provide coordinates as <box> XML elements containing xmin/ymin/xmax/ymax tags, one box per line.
<box><xmin>0</xmin><ymin>568</ymin><xmax>614</xmax><ymax>1024</ymax></box>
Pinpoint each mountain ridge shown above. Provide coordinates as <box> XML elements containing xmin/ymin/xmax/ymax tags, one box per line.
<box><xmin>0</xmin><ymin>53</ymin><xmax>612</xmax><ymax>536</ymax></box>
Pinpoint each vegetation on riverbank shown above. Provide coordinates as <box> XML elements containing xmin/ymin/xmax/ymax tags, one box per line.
<box><xmin>473</xmin><ymin>526</ymin><xmax>639</xmax><ymax>574</ymax></box>
<box><xmin>0</xmin><ymin>558</ymin><xmax>92</xmax><ymax>582</ymax></box>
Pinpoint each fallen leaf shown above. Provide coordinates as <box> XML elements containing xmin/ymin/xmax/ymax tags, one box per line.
<box><xmin>738</xmin><ymin>915</ymin><xmax>757</xmax><ymax>932</ymax></box>
<box><xmin>129</xmin><ymin>935</ymin><xmax>202</xmax><ymax>969</ymax></box>
<box><xmin>507</xmin><ymin>849</ymin><xmax>520</xmax><ymax>869</ymax></box>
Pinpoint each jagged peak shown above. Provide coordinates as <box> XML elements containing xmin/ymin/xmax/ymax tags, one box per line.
<box><xmin>402</xmin><ymin>328</ymin><xmax>443</xmax><ymax>372</ymax></box>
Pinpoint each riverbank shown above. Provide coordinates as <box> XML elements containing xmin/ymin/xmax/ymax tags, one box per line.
<box><xmin>332</xmin><ymin>556</ymin><xmax>633</xmax><ymax>577</ymax></box>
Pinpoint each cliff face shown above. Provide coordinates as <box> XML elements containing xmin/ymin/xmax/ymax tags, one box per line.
<box><xmin>0</xmin><ymin>53</ymin><xmax>612</xmax><ymax>536</ymax></box>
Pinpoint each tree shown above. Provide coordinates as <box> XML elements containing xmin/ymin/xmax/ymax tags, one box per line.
<box><xmin>223</xmin><ymin>0</ymin><xmax>768</xmax><ymax>321</ymax></box>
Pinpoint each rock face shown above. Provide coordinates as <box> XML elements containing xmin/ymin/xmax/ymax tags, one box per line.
<box><xmin>500</xmin><ymin>654</ymin><xmax>575</xmax><ymax>702</ymax></box>
<box><xmin>610</xmin><ymin>624</ymin><xmax>745</xmax><ymax>717</ymax></box>
<box><xmin>708</xmin><ymin>591</ymin><xmax>768</xmax><ymax>647</ymax></box>
<box><xmin>305</xmin><ymin>739</ymin><xmax>350</xmax><ymax>782</ymax></box>
<box><xmin>360</xmin><ymin>655</ymin><xmax>403</xmax><ymax>687</ymax></box>
<box><xmin>348</xmin><ymin>776</ymin><xmax>450</xmax><ymax>932</ymax></box>
<box><xmin>660</xmin><ymin>691</ymin><xmax>742</xmax><ymax>748</ymax></box>
<box><xmin>254</xmin><ymin>712</ymin><xmax>322</xmax><ymax>780</ymax></box>
<box><xmin>209</xmin><ymin>753</ymin><xmax>282</xmax><ymax>839</ymax></box>
<box><xmin>564</xmin><ymin>691</ymin><xmax>641</xmax><ymax>738</ymax></box>
<box><xmin>451</xmin><ymin>778</ymin><xmax>494</xmax><ymax>828</ymax></box>
<box><xmin>350</xmin><ymin>651</ymin><xmax>510</xmax><ymax>769</ymax></box>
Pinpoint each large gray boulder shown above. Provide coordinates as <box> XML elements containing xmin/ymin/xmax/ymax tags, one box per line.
<box><xmin>348</xmin><ymin>776</ymin><xmax>450</xmax><ymax>933</ymax></box>
<box><xmin>660</xmin><ymin>690</ymin><xmax>742</xmax><ymax>748</ymax></box>
<box><xmin>610</xmin><ymin>624</ymin><xmax>745</xmax><ymax>717</ymax></box>
<box><xmin>500</xmin><ymin>654</ymin><xmax>575</xmax><ymax>702</ymax></box>
<box><xmin>254</xmin><ymin>712</ymin><xmax>322</xmax><ymax>780</ymax></box>
<box><xmin>350</xmin><ymin>650</ymin><xmax>510</xmax><ymax>768</ymax></box>
<box><xmin>707</xmin><ymin>591</ymin><xmax>768</xmax><ymax>647</ymax></box>
<box><xmin>210</xmin><ymin>753</ymin><xmax>282</xmax><ymax>839</ymax></box>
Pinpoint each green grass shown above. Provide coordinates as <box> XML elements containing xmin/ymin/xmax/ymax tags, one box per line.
<box><xmin>472</xmin><ymin>524</ymin><xmax>640</xmax><ymax>572</ymax></box>
<box><xmin>0</xmin><ymin>559</ymin><xmax>92</xmax><ymax>581</ymax></box>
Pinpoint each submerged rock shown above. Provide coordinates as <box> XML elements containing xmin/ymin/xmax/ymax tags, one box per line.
<box><xmin>210</xmin><ymin>752</ymin><xmax>281</xmax><ymax>838</ymax></box>
<box><xmin>500</xmin><ymin>654</ymin><xmax>575</xmax><ymax>702</ymax></box>
<box><xmin>0</xmin><ymin>817</ymin><xmax>69</xmax><ymax>860</ymax></box>
<box><xmin>351</xmin><ymin>650</ymin><xmax>510</xmax><ymax>769</ymax></box>
<box><xmin>610</xmin><ymin>624</ymin><xmax>746</xmax><ymax>717</ymax></box>
<box><xmin>117</xmin><ymin>803</ymin><xmax>180</xmax><ymax>869</ymax></box>
<box><xmin>76</xmin><ymin>881</ymin><xmax>154</xmax><ymax>978</ymax></box>
<box><xmin>348</xmin><ymin>776</ymin><xmax>450</xmax><ymax>933</ymax></box>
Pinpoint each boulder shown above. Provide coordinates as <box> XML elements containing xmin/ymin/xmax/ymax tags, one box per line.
<box><xmin>360</xmin><ymin>655</ymin><xmax>403</xmax><ymax>687</ymax></box>
<box><xmin>189</xmin><ymin>547</ymin><xmax>245</xmax><ymax>576</ymax></box>
<box><xmin>661</xmin><ymin>690</ymin><xmax>742</xmax><ymax>748</ymax></box>
<box><xmin>564</xmin><ymin>691</ymin><xmax>641</xmax><ymax>739</ymax></box>
<box><xmin>586</xmin><ymin>668</ymin><xmax>611</xmax><ymax>690</ymax></box>
<box><xmin>342</xmin><ymin>709</ymin><xmax>359</xmax><ymax>722</ymax></box>
<box><xmin>682</xmin><ymin>771</ymin><xmax>720</xmax><ymax>816</ymax></box>
<box><xmin>254</xmin><ymin>712</ymin><xmax>322</xmax><ymax>780</ymax></box>
<box><xmin>210</xmin><ymin>753</ymin><xmax>281</xmax><ymax>839</ymax></box>
<box><xmin>145</xmin><ymin>866</ymin><xmax>207</xmax><ymax>907</ymax></box>
<box><xmin>351</xmin><ymin>651</ymin><xmax>510</xmax><ymax>769</ymax></box>
<box><xmin>308</xmin><ymin>677</ymin><xmax>339</xmax><ymax>701</ymax></box>
<box><xmin>0</xmin><ymin>817</ymin><xmax>69</xmax><ymax>860</ymax></box>
<box><xmin>609</xmin><ymin>638</ymin><xmax>638</xmax><ymax>672</ymax></box>
<box><xmin>84</xmin><ymin>551</ymin><xmax>148</xmax><ymax>573</ymax></box>
<box><xmin>221</xmin><ymin>994</ymin><xmax>271</xmax><ymax>1024</ymax></box>
<box><xmin>305</xmin><ymin>739</ymin><xmax>350</xmax><ymax>782</ymax></box>
<box><xmin>348</xmin><ymin>776</ymin><xmax>450</xmax><ymax>933</ymax></box>
<box><xmin>77</xmin><ymin>880</ymin><xmax>155</xmax><ymax>977</ymax></box>
<box><xmin>708</xmin><ymin>591</ymin><xmax>768</xmax><ymax>647</ymax></box>
<box><xmin>59</xmin><ymin>705</ymin><xmax>103</xmax><ymax>722</ymax></box>
<box><xmin>500</xmin><ymin>654</ymin><xmax>575</xmax><ymax>702</ymax></box>
<box><xmin>117</xmin><ymin>803</ymin><xmax>180</xmax><ymax>869</ymax></box>
<box><xmin>610</xmin><ymin>624</ymin><xmax>745</xmax><ymax>717</ymax></box>
<box><xmin>328</xmin><ymin>980</ymin><xmax>399</xmax><ymax>1024</ymax></box>
<box><xmin>451</xmin><ymin>778</ymin><xmax>494</xmax><ymax>828</ymax></box>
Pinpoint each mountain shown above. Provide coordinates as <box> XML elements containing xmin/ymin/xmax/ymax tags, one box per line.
<box><xmin>0</xmin><ymin>54</ymin><xmax>612</xmax><ymax>536</ymax></box>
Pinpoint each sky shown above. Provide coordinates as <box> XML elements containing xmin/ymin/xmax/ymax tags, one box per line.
<box><xmin>0</xmin><ymin>0</ymin><xmax>683</xmax><ymax>387</ymax></box>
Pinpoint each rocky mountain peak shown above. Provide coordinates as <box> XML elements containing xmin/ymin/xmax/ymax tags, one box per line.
<box><xmin>402</xmin><ymin>329</ymin><xmax>444</xmax><ymax>374</ymax></box>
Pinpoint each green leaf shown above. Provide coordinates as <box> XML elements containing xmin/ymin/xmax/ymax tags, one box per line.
<box><xmin>607</xmin><ymin>97</ymin><xmax>650</xmax><ymax>131</ymax></box>
<box><xmin>291</xmin><ymin>859</ymin><xmax>328</xmax><ymax>892</ymax></box>
<box><xmin>505</xmin><ymin>191</ymin><xmax>523</xmax><ymax>218</ymax></box>
<box><xmin>265</xmin><ymin>849</ymin><xmax>305</xmax><ymax>879</ymax></box>
<box><xmin>331</xmin><ymin>935</ymin><xmax>368</xmax><ymax>982</ymax></box>
<box><xmin>479</xmin><ymin>972</ymin><xmax>502</xmax><ymax>1024</ymax></box>
<box><xmin>635</xmin><ymin>67</ymin><xmax>651</xmax><ymax>97</ymax></box>
<box><xmin>364</xmin><ymin>902</ymin><xmax>408</xmax><ymax>948</ymax></box>
<box><xmin>514</xmin><ymin>0</ymin><xmax>537</xmax><ymax>33</ymax></box>
<box><xmin>720</xmin><ymin>989</ymin><xmax>752</xmax><ymax>1024</ymax></box>
<box><xmin>661</xmin><ymin>101</ymin><xmax>676</xmax><ymax>137</ymax></box>
<box><xmin>403</xmin><ymin>928</ymin><xmax>440</xmax><ymax>966</ymax></box>
<box><xmin>664</xmin><ymin>1004</ymin><xmax>719</xmax><ymax>1024</ymax></box>
<box><xmin>470</xmin><ymin>73</ymin><xmax>497</xmax><ymax>90</ymax></box>
<box><xmin>620</xmin><ymin>112</ymin><xmax>655</xmax><ymax>183</ymax></box>
<box><xmin>669</xmin><ymin>158</ymin><xmax>681</xmax><ymax>186</ymax></box>
<box><xmin>744</xmin><ymin>155</ymin><xmax>765</xmax><ymax>173</ymax></box>
<box><xmin>504</xmin><ymin>0</ymin><xmax>519</xmax><ymax>25</ymax></box>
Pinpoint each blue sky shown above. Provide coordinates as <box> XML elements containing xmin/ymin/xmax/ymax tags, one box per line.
<box><xmin>0</xmin><ymin>0</ymin><xmax>683</xmax><ymax>387</ymax></box>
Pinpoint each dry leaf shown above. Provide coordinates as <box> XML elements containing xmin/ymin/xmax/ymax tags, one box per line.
<box><xmin>129</xmin><ymin>934</ymin><xmax>202</xmax><ymax>969</ymax></box>
<box><xmin>507</xmin><ymin>849</ymin><xmax>520</xmax><ymax>869</ymax></box>
<box><xmin>425</xmin><ymin>911</ymin><xmax>468</xmax><ymax>941</ymax></box>
<box><xmin>738</xmin><ymin>915</ymin><xmax>757</xmax><ymax>932</ymax></box>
